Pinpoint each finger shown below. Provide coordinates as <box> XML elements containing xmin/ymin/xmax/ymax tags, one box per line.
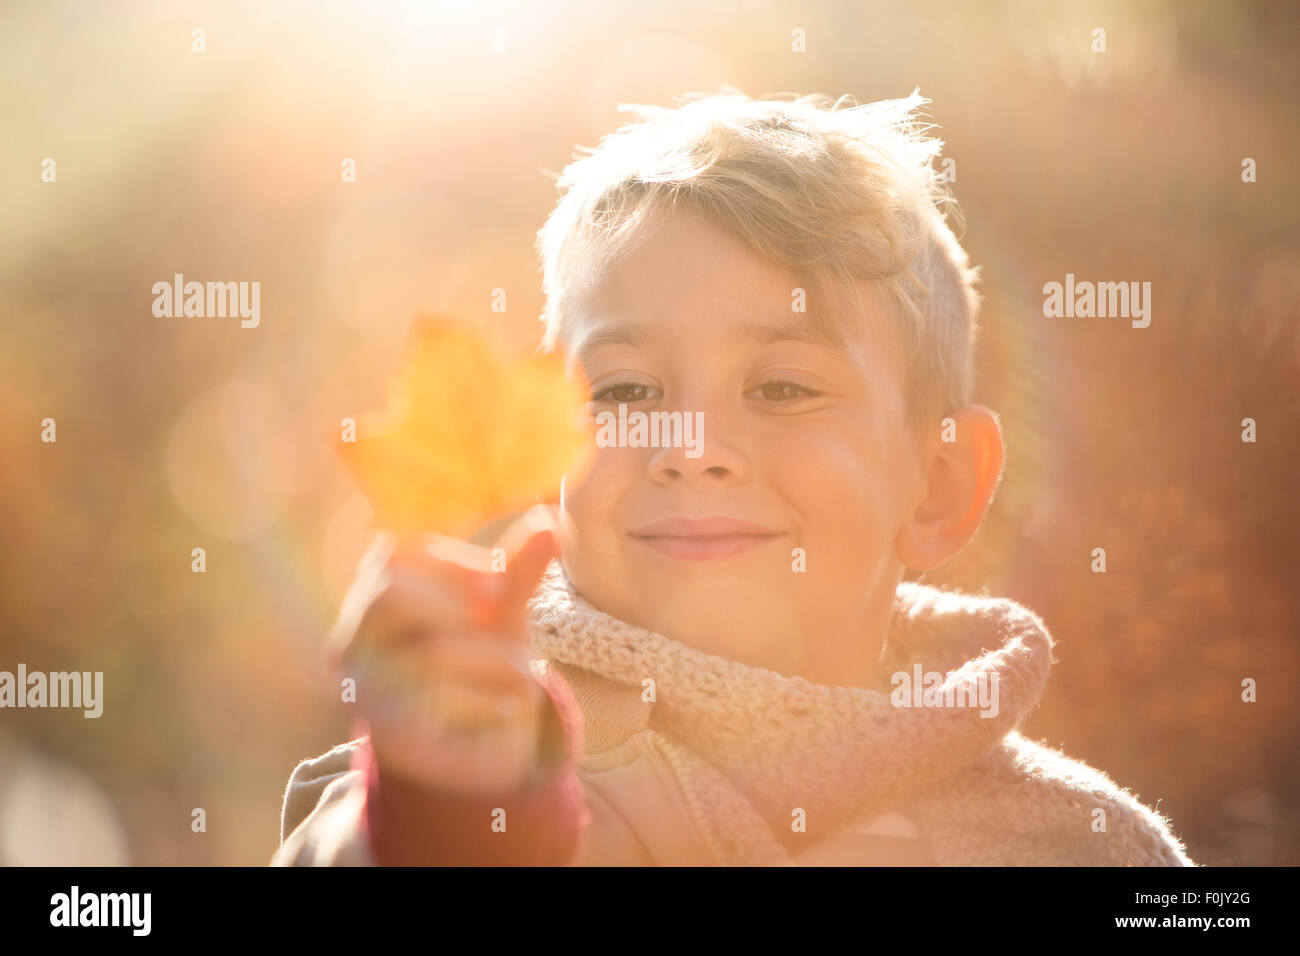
<box><xmin>493</xmin><ymin>506</ymin><xmax>562</xmax><ymax>639</ymax></box>
<box><xmin>423</xmin><ymin>632</ymin><xmax>539</xmax><ymax>701</ymax></box>
<box><xmin>326</xmin><ymin>532</ymin><xmax>402</xmax><ymax>669</ymax></box>
<box><xmin>357</xmin><ymin>531</ymin><xmax>399</xmax><ymax>576</ymax></box>
<box><xmin>410</xmin><ymin>532</ymin><xmax>494</xmax><ymax>573</ymax></box>
<box><xmin>386</xmin><ymin>534</ymin><xmax>500</xmax><ymax>628</ymax></box>
<box><xmin>350</xmin><ymin>628</ymin><xmax>534</xmax><ymax>734</ymax></box>
<box><xmin>424</xmin><ymin>670</ymin><xmax>539</xmax><ymax>731</ymax></box>
<box><xmin>346</xmin><ymin>568</ymin><xmax>475</xmax><ymax>664</ymax></box>
<box><xmin>385</xmin><ymin>534</ymin><xmax>491</xmax><ymax>583</ymax></box>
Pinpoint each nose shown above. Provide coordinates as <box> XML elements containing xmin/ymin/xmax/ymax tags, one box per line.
<box><xmin>646</xmin><ymin>407</ymin><xmax>748</xmax><ymax>487</ymax></box>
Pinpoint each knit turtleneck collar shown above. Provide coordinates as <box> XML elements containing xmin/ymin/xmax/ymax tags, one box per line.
<box><xmin>526</xmin><ymin>559</ymin><xmax>1055</xmax><ymax>864</ymax></box>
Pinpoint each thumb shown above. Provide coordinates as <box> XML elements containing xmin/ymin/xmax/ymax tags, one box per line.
<box><xmin>492</xmin><ymin>505</ymin><xmax>562</xmax><ymax>639</ymax></box>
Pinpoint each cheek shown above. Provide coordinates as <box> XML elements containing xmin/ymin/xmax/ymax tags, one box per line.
<box><xmin>559</xmin><ymin>448</ymin><xmax>642</xmax><ymax>610</ymax></box>
<box><xmin>561</xmin><ymin>447</ymin><xmax>638</xmax><ymax>542</ymax></box>
<box><xmin>769</xmin><ymin>423</ymin><xmax>896</xmax><ymax>545</ymax></box>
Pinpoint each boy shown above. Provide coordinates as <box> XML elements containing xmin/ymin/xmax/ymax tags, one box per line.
<box><xmin>272</xmin><ymin>89</ymin><xmax>1194</xmax><ymax>866</ymax></box>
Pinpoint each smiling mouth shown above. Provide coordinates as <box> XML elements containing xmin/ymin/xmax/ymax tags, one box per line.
<box><xmin>628</xmin><ymin>531</ymin><xmax>785</xmax><ymax>560</ymax></box>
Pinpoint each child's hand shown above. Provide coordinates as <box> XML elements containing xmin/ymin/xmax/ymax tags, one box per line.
<box><xmin>326</xmin><ymin>505</ymin><xmax>562</xmax><ymax>795</ymax></box>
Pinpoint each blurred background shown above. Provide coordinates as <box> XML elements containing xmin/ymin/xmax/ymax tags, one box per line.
<box><xmin>1</xmin><ymin>0</ymin><xmax>1296</xmax><ymax>865</ymax></box>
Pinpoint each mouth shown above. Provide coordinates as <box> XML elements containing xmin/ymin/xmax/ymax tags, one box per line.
<box><xmin>628</xmin><ymin>516</ymin><xmax>786</xmax><ymax>561</ymax></box>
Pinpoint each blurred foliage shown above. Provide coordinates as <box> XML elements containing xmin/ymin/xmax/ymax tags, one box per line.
<box><xmin>1</xmin><ymin>0</ymin><xmax>1297</xmax><ymax>864</ymax></box>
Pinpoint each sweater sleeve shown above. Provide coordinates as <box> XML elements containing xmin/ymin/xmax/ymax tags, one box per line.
<box><xmin>356</xmin><ymin>659</ymin><xmax>589</xmax><ymax>866</ymax></box>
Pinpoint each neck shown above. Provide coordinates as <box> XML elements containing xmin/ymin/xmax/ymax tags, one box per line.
<box><xmin>790</xmin><ymin>586</ymin><xmax>896</xmax><ymax>691</ymax></box>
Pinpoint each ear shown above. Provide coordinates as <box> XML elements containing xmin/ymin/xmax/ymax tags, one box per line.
<box><xmin>895</xmin><ymin>405</ymin><xmax>1004</xmax><ymax>572</ymax></box>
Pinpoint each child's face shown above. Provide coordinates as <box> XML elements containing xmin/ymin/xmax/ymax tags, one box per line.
<box><xmin>556</xmin><ymin>208</ymin><xmax>927</xmax><ymax>687</ymax></box>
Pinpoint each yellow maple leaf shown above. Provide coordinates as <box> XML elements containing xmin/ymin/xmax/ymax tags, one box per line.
<box><xmin>339</xmin><ymin>316</ymin><xmax>593</xmax><ymax>537</ymax></box>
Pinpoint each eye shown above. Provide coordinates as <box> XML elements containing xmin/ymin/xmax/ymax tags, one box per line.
<box><xmin>591</xmin><ymin>381</ymin><xmax>659</xmax><ymax>404</ymax></box>
<box><xmin>749</xmin><ymin>379</ymin><xmax>822</xmax><ymax>402</ymax></box>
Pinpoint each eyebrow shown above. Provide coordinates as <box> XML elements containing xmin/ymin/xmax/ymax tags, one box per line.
<box><xmin>575</xmin><ymin>319</ymin><xmax>843</xmax><ymax>364</ymax></box>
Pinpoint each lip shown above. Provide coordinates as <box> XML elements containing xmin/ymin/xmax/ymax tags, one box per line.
<box><xmin>628</xmin><ymin>516</ymin><xmax>786</xmax><ymax>560</ymax></box>
<box><xmin>630</xmin><ymin>516</ymin><xmax>783</xmax><ymax>537</ymax></box>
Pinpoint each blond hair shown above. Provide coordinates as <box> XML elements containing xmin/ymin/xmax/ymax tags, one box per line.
<box><xmin>533</xmin><ymin>87</ymin><xmax>980</xmax><ymax>426</ymax></box>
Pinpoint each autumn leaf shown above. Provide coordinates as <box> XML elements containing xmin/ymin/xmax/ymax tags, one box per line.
<box><xmin>338</xmin><ymin>316</ymin><xmax>592</xmax><ymax>537</ymax></box>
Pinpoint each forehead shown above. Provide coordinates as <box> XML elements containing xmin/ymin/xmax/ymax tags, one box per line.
<box><xmin>572</xmin><ymin>316</ymin><xmax>844</xmax><ymax>369</ymax></box>
<box><xmin>581</xmin><ymin>207</ymin><xmax>799</xmax><ymax>315</ymax></box>
<box><xmin>564</xmin><ymin>208</ymin><xmax>888</xmax><ymax>365</ymax></box>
